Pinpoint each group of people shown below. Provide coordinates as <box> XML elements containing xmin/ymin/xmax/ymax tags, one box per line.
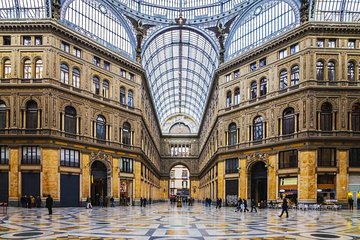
<box><xmin>235</xmin><ymin>198</ymin><xmax>255</xmax><ymax>212</ymax></box>
<box><xmin>20</xmin><ymin>195</ymin><xmax>42</xmax><ymax>208</ymax></box>
<box><xmin>140</xmin><ymin>197</ymin><xmax>148</xmax><ymax>207</ymax></box>
<box><xmin>85</xmin><ymin>196</ymin><xmax>115</xmax><ymax>209</ymax></box>
<box><xmin>215</xmin><ymin>198</ymin><xmax>222</xmax><ymax>209</ymax></box>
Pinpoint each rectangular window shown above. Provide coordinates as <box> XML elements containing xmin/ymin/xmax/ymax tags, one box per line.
<box><xmin>170</xmin><ymin>170</ymin><xmax>175</xmax><ymax>178</ymax></box>
<box><xmin>120</xmin><ymin>69</ymin><xmax>126</xmax><ymax>78</ymax></box>
<box><xmin>93</xmin><ymin>56</ymin><xmax>101</xmax><ymax>66</ymax></box>
<box><xmin>35</xmin><ymin>36</ymin><xmax>42</xmax><ymax>45</ymax></box>
<box><xmin>3</xmin><ymin>36</ymin><xmax>11</xmax><ymax>45</ymax></box>
<box><xmin>317</xmin><ymin>39</ymin><xmax>324</xmax><ymax>48</ymax></box>
<box><xmin>61</xmin><ymin>41</ymin><xmax>70</xmax><ymax>52</ymax></box>
<box><xmin>349</xmin><ymin>148</ymin><xmax>360</xmax><ymax>167</ymax></box>
<box><xmin>182</xmin><ymin>170</ymin><xmax>188</xmax><ymax>178</ymax></box>
<box><xmin>120</xmin><ymin>158</ymin><xmax>133</xmax><ymax>173</ymax></box>
<box><xmin>279</xmin><ymin>49</ymin><xmax>288</xmax><ymax>59</ymax></box>
<box><xmin>328</xmin><ymin>39</ymin><xmax>336</xmax><ymax>48</ymax></box>
<box><xmin>348</xmin><ymin>39</ymin><xmax>356</xmax><ymax>49</ymax></box>
<box><xmin>225</xmin><ymin>73</ymin><xmax>232</xmax><ymax>82</ymax></box>
<box><xmin>0</xmin><ymin>146</ymin><xmax>8</xmax><ymax>164</ymax></box>
<box><xmin>104</xmin><ymin>61</ymin><xmax>110</xmax><ymax>70</ymax></box>
<box><xmin>250</xmin><ymin>62</ymin><xmax>257</xmax><ymax>71</ymax></box>
<box><xmin>234</xmin><ymin>70</ymin><xmax>240</xmax><ymax>79</ymax></box>
<box><xmin>318</xmin><ymin>148</ymin><xmax>336</xmax><ymax>167</ymax></box>
<box><xmin>259</xmin><ymin>58</ymin><xmax>266</xmax><ymax>67</ymax></box>
<box><xmin>225</xmin><ymin>158</ymin><xmax>239</xmax><ymax>174</ymax></box>
<box><xmin>60</xmin><ymin>148</ymin><xmax>80</xmax><ymax>167</ymax></box>
<box><xmin>73</xmin><ymin>47</ymin><xmax>81</xmax><ymax>58</ymax></box>
<box><xmin>279</xmin><ymin>150</ymin><xmax>298</xmax><ymax>169</ymax></box>
<box><xmin>23</xmin><ymin>36</ymin><xmax>32</xmax><ymax>45</ymax></box>
<box><xmin>22</xmin><ymin>146</ymin><xmax>40</xmax><ymax>164</ymax></box>
<box><xmin>290</xmin><ymin>43</ymin><xmax>299</xmax><ymax>54</ymax></box>
<box><xmin>128</xmin><ymin>73</ymin><xmax>135</xmax><ymax>81</ymax></box>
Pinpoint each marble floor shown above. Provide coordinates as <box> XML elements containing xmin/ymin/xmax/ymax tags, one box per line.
<box><xmin>0</xmin><ymin>203</ymin><xmax>360</xmax><ymax>239</ymax></box>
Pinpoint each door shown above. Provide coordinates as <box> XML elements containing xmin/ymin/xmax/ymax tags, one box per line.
<box><xmin>60</xmin><ymin>174</ymin><xmax>80</xmax><ymax>207</ymax></box>
<box><xmin>0</xmin><ymin>172</ymin><xmax>8</xmax><ymax>202</ymax></box>
<box><xmin>22</xmin><ymin>172</ymin><xmax>40</xmax><ymax>197</ymax></box>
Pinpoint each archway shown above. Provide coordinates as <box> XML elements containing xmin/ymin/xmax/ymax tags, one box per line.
<box><xmin>91</xmin><ymin>161</ymin><xmax>108</xmax><ymax>206</ymax></box>
<box><xmin>169</xmin><ymin>164</ymin><xmax>190</xmax><ymax>201</ymax></box>
<box><xmin>250</xmin><ymin>161</ymin><xmax>267</xmax><ymax>204</ymax></box>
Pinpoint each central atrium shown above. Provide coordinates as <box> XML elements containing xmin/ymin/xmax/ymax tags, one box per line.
<box><xmin>1</xmin><ymin>0</ymin><xmax>360</xmax><ymax>238</ymax></box>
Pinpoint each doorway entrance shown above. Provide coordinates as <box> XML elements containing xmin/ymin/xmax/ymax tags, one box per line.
<box><xmin>250</xmin><ymin>161</ymin><xmax>267</xmax><ymax>204</ymax></box>
<box><xmin>91</xmin><ymin>161</ymin><xmax>108</xmax><ymax>206</ymax></box>
<box><xmin>169</xmin><ymin>165</ymin><xmax>190</xmax><ymax>201</ymax></box>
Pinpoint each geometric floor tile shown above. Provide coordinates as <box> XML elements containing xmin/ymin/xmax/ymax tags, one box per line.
<box><xmin>0</xmin><ymin>203</ymin><xmax>359</xmax><ymax>239</ymax></box>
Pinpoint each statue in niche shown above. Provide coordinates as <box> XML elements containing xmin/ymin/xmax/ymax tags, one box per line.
<box><xmin>207</xmin><ymin>16</ymin><xmax>237</xmax><ymax>64</ymax></box>
<box><xmin>126</xmin><ymin>16</ymin><xmax>155</xmax><ymax>63</ymax></box>
<box><xmin>52</xmin><ymin>0</ymin><xmax>61</xmax><ymax>20</ymax></box>
<box><xmin>300</xmin><ymin>0</ymin><xmax>310</xmax><ymax>23</ymax></box>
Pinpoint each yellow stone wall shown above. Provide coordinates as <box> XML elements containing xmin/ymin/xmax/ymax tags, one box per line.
<box><xmin>112</xmin><ymin>157</ymin><xmax>119</xmax><ymax>199</ymax></box>
<box><xmin>217</xmin><ymin>161</ymin><xmax>224</xmax><ymax>199</ymax></box>
<box><xmin>190</xmin><ymin>179</ymin><xmax>199</xmax><ymax>199</ymax></box>
<box><xmin>160</xmin><ymin>180</ymin><xmax>168</xmax><ymax>199</ymax></box>
<box><xmin>298</xmin><ymin>150</ymin><xmax>316</xmax><ymax>203</ymax></box>
<box><xmin>134</xmin><ymin>161</ymin><xmax>141</xmax><ymax>199</ymax></box>
<box><xmin>239</xmin><ymin>158</ymin><xmax>247</xmax><ymax>198</ymax></box>
<box><xmin>337</xmin><ymin>150</ymin><xmax>348</xmax><ymax>203</ymax></box>
<box><xmin>267</xmin><ymin>154</ymin><xmax>277</xmax><ymax>201</ymax></box>
<box><xmin>42</xmin><ymin>149</ymin><xmax>59</xmax><ymax>199</ymax></box>
<box><xmin>9</xmin><ymin>148</ymin><xmax>19</xmax><ymax>201</ymax></box>
<box><xmin>82</xmin><ymin>154</ymin><xmax>90</xmax><ymax>199</ymax></box>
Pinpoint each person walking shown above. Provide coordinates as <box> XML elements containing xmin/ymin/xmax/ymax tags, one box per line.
<box><xmin>36</xmin><ymin>196</ymin><xmax>42</xmax><ymax>208</ymax></box>
<box><xmin>215</xmin><ymin>198</ymin><xmax>220</xmax><ymax>209</ymax></box>
<box><xmin>243</xmin><ymin>199</ymin><xmax>249</xmax><ymax>212</ymax></box>
<box><xmin>110</xmin><ymin>196</ymin><xmax>115</xmax><ymax>207</ymax></box>
<box><xmin>250</xmin><ymin>199</ymin><xmax>257</xmax><ymax>213</ymax></box>
<box><xmin>235</xmin><ymin>198</ymin><xmax>242</xmax><ymax>212</ymax></box>
<box><xmin>349</xmin><ymin>197</ymin><xmax>354</xmax><ymax>210</ymax></box>
<box><xmin>140</xmin><ymin>197</ymin><xmax>143</xmax><ymax>207</ymax></box>
<box><xmin>219</xmin><ymin>198</ymin><xmax>222</xmax><ymax>209</ymax></box>
<box><xmin>279</xmin><ymin>198</ymin><xmax>289</xmax><ymax>218</ymax></box>
<box><xmin>99</xmin><ymin>195</ymin><xmax>104</xmax><ymax>208</ymax></box>
<box><xmin>46</xmin><ymin>195</ymin><xmax>53</xmax><ymax>215</ymax></box>
<box><xmin>86</xmin><ymin>196</ymin><xmax>92</xmax><ymax>209</ymax></box>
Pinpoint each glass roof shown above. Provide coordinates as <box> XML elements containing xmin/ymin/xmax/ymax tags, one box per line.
<box><xmin>115</xmin><ymin>0</ymin><xmax>250</xmax><ymax>22</ymax></box>
<box><xmin>0</xmin><ymin>0</ymin><xmax>49</xmax><ymax>19</ymax></box>
<box><xmin>142</xmin><ymin>27</ymin><xmax>218</xmax><ymax>133</ymax></box>
<box><xmin>314</xmin><ymin>0</ymin><xmax>360</xmax><ymax>22</ymax></box>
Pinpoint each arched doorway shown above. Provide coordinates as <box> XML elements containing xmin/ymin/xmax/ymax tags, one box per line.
<box><xmin>91</xmin><ymin>161</ymin><xmax>108</xmax><ymax>206</ymax></box>
<box><xmin>169</xmin><ymin>165</ymin><xmax>190</xmax><ymax>201</ymax></box>
<box><xmin>250</xmin><ymin>161</ymin><xmax>267</xmax><ymax>204</ymax></box>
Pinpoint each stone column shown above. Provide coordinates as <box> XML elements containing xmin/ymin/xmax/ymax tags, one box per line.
<box><xmin>298</xmin><ymin>150</ymin><xmax>317</xmax><ymax>203</ymax></box>
<box><xmin>267</xmin><ymin>154</ymin><xmax>277</xmax><ymax>201</ymax></box>
<box><xmin>134</xmin><ymin>160</ymin><xmax>141</xmax><ymax>204</ymax></box>
<box><xmin>239</xmin><ymin>157</ymin><xmax>247</xmax><ymax>198</ymax></box>
<box><xmin>112</xmin><ymin>157</ymin><xmax>119</xmax><ymax>200</ymax></box>
<box><xmin>82</xmin><ymin>154</ymin><xmax>90</xmax><ymax>201</ymax></box>
<box><xmin>217</xmin><ymin>161</ymin><xmax>224</xmax><ymax>200</ymax></box>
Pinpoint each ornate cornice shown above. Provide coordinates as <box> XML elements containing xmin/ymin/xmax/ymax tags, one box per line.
<box><xmin>218</xmin><ymin>22</ymin><xmax>360</xmax><ymax>74</ymax></box>
<box><xmin>0</xmin><ymin>20</ymin><xmax>144</xmax><ymax>74</ymax></box>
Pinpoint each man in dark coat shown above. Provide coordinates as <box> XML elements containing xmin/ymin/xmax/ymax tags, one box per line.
<box><xmin>46</xmin><ymin>195</ymin><xmax>53</xmax><ymax>215</ymax></box>
<box><xmin>250</xmin><ymin>199</ymin><xmax>257</xmax><ymax>213</ymax></box>
<box><xmin>279</xmin><ymin>198</ymin><xmax>288</xmax><ymax>218</ymax></box>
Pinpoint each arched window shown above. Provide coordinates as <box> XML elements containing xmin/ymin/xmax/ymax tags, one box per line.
<box><xmin>320</xmin><ymin>102</ymin><xmax>333</xmax><ymax>131</ymax></box>
<box><xmin>253</xmin><ymin>116</ymin><xmax>263</xmax><ymax>141</ymax></box>
<box><xmin>328</xmin><ymin>61</ymin><xmax>336</xmax><ymax>81</ymax></box>
<box><xmin>120</xmin><ymin>87</ymin><xmax>126</xmax><ymax>105</ymax></box>
<box><xmin>128</xmin><ymin>90</ymin><xmax>134</xmax><ymax>107</ymax></box>
<box><xmin>26</xmin><ymin>100</ymin><xmax>38</xmax><ymax>129</ymax></box>
<box><xmin>352</xmin><ymin>103</ymin><xmax>360</xmax><ymax>132</ymax></box>
<box><xmin>64</xmin><ymin>106</ymin><xmax>76</xmax><ymax>135</ymax></box>
<box><xmin>279</xmin><ymin>70</ymin><xmax>288</xmax><ymax>90</ymax></box>
<box><xmin>348</xmin><ymin>61</ymin><xmax>356</xmax><ymax>81</ymax></box>
<box><xmin>226</xmin><ymin>91</ymin><xmax>232</xmax><ymax>107</ymax></box>
<box><xmin>234</xmin><ymin>88</ymin><xmax>240</xmax><ymax>105</ymax></box>
<box><xmin>290</xmin><ymin>65</ymin><xmax>299</xmax><ymax>86</ymax></box>
<box><xmin>260</xmin><ymin>78</ymin><xmax>267</xmax><ymax>96</ymax></box>
<box><xmin>122</xmin><ymin>122</ymin><xmax>131</xmax><ymax>145</ymax></box>
<box><xmin>35</xmin><ymin>59</ymin><xmax>43</xmax><ymax>78</ymax></box>
<box><xmin>228</xmin><ymin>123</ymin><xmax>237</xmax><ymax>145</ymax></box>
<box><xmin>60</xmin><ymin>63</ymin><xmax>69</xmax><ymax>84</ymax></box>
<box><xmin>3</xmin><ymin>59</ymin><xmax>11</xmax><ymax>78</ymax></box>
<box><xmin>282</xmin><ymin>108</ymin><xmax>295</xmax><ymax>135</ymax></box>
<box><xmin>0</xmin><ymin>101</ymin><xmax>6</xmax><ymax>129</ymax></box>
<box><xmin>102</xmin><ymin>80</ymin><xmax>109</xmax><ymax>98</ymax></box>
<box><xmin>72</xmin><ymin>68</ymin><xmax>80</xmax><ymax>88</ymax></box>
<box><xmin>23</xmin><ymin>59</ymin><xmax>31</xmax><ymax>79</ymax></box>
<box><xmin>316</xmin><ymin>61</ymin><xmax>324</xmax><ymax>81</ymax></box>
<box><xmin>250</xmin><ymin>81</ymin><xmax>257</xmax><ymax>99</ymax></box>
<box><xmin>96</xmin><ymin>115</ymin><xmax>106</xmax><ymax>140</ymax></box>
<box><xmin>93</xmin><ymin>76</ymin><xmax>100</xmax><ymax>95</ymax></box>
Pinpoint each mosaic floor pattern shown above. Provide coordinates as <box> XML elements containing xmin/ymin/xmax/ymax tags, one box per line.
<box><xmin>0</xmin><ymin>203</ymin><xmax>360</xmax><ymax>239</ymax></box>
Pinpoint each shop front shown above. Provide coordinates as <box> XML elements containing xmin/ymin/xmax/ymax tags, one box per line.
<box><xmin>119</xmin><ymin>179</ymin><xmax>133</xmax><ymax>206</ymax></box>
<box><xmin>278</xmin><ymin>176</ymin><xmax>298</xmax><ymax>204</ymax></box>
<box><xmin>348</xmin><ymin>173</ymin><xmax>360</xmax><ymax>209</ymax></box>
<box><xmin>317</xmin><ymin>174</ymin><xmax>336</xmax><ymax>204</ymax></box>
